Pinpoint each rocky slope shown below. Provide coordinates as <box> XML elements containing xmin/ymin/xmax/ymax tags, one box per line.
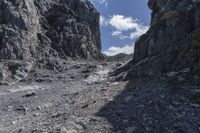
<box><xmin>0</xmin><ymin>0</ymin><xmax>102</xmax><ymax>82</ymax></box>
<box><xmin>116</xmin><ymin>0</ymin><xmax>200</xmax><ymax>83</ymax></box>
<box><xmin>0</xmin><ymin>61</ymin><xmax>200</xmax><ymax>133</ymax></box>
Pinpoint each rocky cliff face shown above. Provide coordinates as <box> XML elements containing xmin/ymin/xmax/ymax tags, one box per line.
<box><xmin>0</xmin><ymin>0</ymin><xmax>102</xmax><ymax>82</ymax></box>
<box><xmin>121</xmin><ymin>0</ymin><xmax>200</xmax><ymax>82</ymax></box>
<box><xmin>0</xmin><ymin>0</ymin><xmax>102</xmax><ymax>60</ymax></box>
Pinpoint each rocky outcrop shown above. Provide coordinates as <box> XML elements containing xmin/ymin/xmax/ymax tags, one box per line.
<box><xmin>35</xmin><ymin>0</ymin><xmax>102</xmax><ymax>59</ymax></box>
<box><xmin>0</xmin><ymin>0</ymin><xmax>102</xmax><ymax>82</ymax></box>
<box><xmin>117</xmin><ymin>0</ymin><xmax>200</xmax><ymax>82</ymax></box>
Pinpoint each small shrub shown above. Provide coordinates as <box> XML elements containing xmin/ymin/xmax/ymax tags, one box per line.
<box><xmin>191</xmin><ymin>93</ymin><xmax>200</xmax><ymax>103</ymax></box>
<box><xmin>192</xmin><ymin>36</ymin><xmax>200</xmax><ymax>50</ymax></box>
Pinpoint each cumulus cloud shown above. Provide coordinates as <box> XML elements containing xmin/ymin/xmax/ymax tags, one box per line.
<box><xmin>103</xmin><ymin>44</ymin><xmax>134</xmax><ymax>56</ymax></box>
<box><xmin>129</xmin><ymin>25</ymin><xmax>149</xmax><ymax>40</ymax></box>
<box><xmin>111</xmin><ymin>31</ymin><xmax>128</xmax><ymax>40</ymax></box>
<box><xmin>108</xmin><ymin>15</ymin><xmax>149</xmax><ymax>40</ymax></box>
<box><xmin>119</xmin><ymin>36</ymin><xmax>130</xmax><ymax>40</ymax></box>
<box><xmin>109</xmin><ymin>15</ymin><xmax>137</xmax><ymax>31</ymax></box>
<box><xmin>112</xmin><ymin>31</ymin><xmax>122</xmax><ymax>36</ymax></box>
<box><xmin>102</xmin><ymin>15</ymin><xmax>149</xmax><ymax>56</ymax></box>
<box><xmin>99</xmin><ymin>14</ymin><xmax>149</xmax><ymax>56</ymax></box>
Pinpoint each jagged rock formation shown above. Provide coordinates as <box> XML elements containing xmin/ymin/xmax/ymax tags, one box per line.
<box><xmin>0</xmin><ymin>0</ymin><xmax>102</xmax><ymax>82</ymax></box>
<box><xmin>117</xmin><ymin>0</ymin><xmax>200</xmax><ymax>82</ymax></box>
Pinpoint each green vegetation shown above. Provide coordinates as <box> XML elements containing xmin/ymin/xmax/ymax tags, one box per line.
<box><xmin>192</xmin><ymin>35</ymin><xmax>200</xmax><ymax>50</ymax></box>
<box><xmin>191</xmin><ymin>93</ymin><xmax>200</xmax><ymax>103</ymax></box>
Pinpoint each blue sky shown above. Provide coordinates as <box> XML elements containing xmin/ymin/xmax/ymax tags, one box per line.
<box><xmin>90</xmin><ymin>0</ymin><xmax>151</xmax><ymax>56</ymax></box>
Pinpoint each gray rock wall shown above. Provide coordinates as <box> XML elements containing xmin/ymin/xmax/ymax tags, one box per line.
<box><xmin>0</xmin><ymin>0</ymin><xmax>102</xmax><ymax>60</ymax></box>
<box><xmin>129</xmin><ymin>0</ymin><xmax>200</xmax><ymax>81</ymax></box>
<box><xmin>0</xmin><ymin>0</ymin><xmax>102</xmax><ymax>82</ymax></box>
<box><xmin>0</xmin><ymin>0</ymin><xmax>40</xmax><ymax>59</ymax></box>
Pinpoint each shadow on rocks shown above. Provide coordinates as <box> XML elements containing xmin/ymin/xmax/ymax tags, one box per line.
<box><xmin>96</xmin><ymin>78</ymin><xmax>200</xmax><ymax>133</ymax></box>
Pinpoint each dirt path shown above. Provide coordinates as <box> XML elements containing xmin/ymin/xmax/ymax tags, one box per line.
<box><xmin>0</xmin><ymin>61</ymin><xmax>200</xmax><ymax>133</ymax></box>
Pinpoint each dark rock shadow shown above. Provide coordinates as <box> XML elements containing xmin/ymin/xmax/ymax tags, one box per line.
<box><xmin>96</xmin><ymin>78</ymin><xmax>200</xmax><ymax>133</ymax></box>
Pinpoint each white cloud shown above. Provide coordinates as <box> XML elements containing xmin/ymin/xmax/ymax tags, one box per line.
<box><xmin>119</xmin><ymin>35</ymin><xmax>129</xmax><ymax>40</ymax></box>
<box><xmin>109</xmin><ymin>15</ymin><xmax>149</xmax><ymax>40</ymax></box>
<box><xmin>99</xmin><ymin>14</ymin><xmax>149</xmax><ymax>56</ymax></box>
<box><xmin>112</xmin><ymin>31</ymin><xmax>121</xmax><ymax>36</ymax></box>
<box><xmin>112</xmin><ymin>30</ymin><xmax>130</xmax><ymax>40</ymax></box>
<box><xmin>98</xmin><ymin>0</ymin><xmax>107</xmax><ymax>4</ymax></box>
<box><xmin>129</xmin><ymin>25</ymin><xmax>149</xmax><ymax>40</ymax></box>
<box><xmin>109</xmin><ymin>15</ymin><xmax>137</xmax><ymax>31</ymax></box>
<box><xmin>100</xmin><ymin>15</ymin><xmax>108</xmax><ymax>26</ymax></box>
<box><xmin>103</xmin><ymin>44</ymin><xmax>134</xmax><ymax>56</ymax></box>
<box><xmin>95</xmin><ymin>0</ymin><xmax>109</xmax><ymax>6</ymax></box>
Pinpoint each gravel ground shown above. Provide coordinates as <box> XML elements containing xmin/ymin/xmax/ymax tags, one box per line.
<box><xmin>0</xmin><ymin>61</ymin><xmax>200</xmax><ymax>133</ymax></box>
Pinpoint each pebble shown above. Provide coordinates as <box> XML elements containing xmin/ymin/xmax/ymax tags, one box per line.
<box><xmin>36</xmin><ymin>106</ymin><xmax>42</xmax><ymax>110</ymax></box>
<box><xmin>127</xmin><ymin>126</ymin><xmax>136</xmax><ymax>133</ymax></box>
<box><xmin>36</xmin><ymin>78</ymin><xmax>45</xmax><ymax>82</ymax></box>
<box><xmin>145</xmin><ymin>127</ymin><xmax>153</xmax><ymax>132</ymax></box>
<box><xmin>33</xmin><ymin>113</ymin><xmax>39</xmax><ymax>117</ymax></box>
<box><xmin>81</xmin><ymin>103</ymin><xmax>89</xmax><ymax>109</ymax></box>
<box><xmin>23</xmin><ymin>92</ymin><xmax>36</xmax><ymax>97</ymax></box>
<box><xmin>168</xmin><ymin>105</ymin><xmax>175</xmax><ymax>110</ymax></box>
<box><xmin>172</xmin><ymin>101</ymin><xmax>179</xmax><ymax>106</ymax></box>
<box><xmin>60</xmin><ymin>127</ymin><xmax>67</xmax><ymax>133</ymax></box>
<box><xmin>111</xmin><ymin>82</ymin><xmax>119</xmax><ymax>85</ymax></box>
<box><xmin>167</xmin><ymin>72</ymin><xmax>178</xmax><ymax>77</ymax></box>
<box><xmin>12</xmin><ymin>121</ymin><xmax>17</xmax><ymax>125</ymax></box>
<box><xmin>0</xmin><ymin>81</ymin><xmax>9</xmax><ymax>86</ymax></box>
<box><xmin>124</xmin><ymin>95</ymin><xmax>133</xmax><ymax>102</ymax></box>
<box><xmin>70</xmin><ymin>76</ymin><xmax>75</xmax><ymax>79</ymax></box>
<box><xmin>16</xmin><ymin>106</ymin><xmax>28</xmax><ymax>114</ymax></box>
<box><xmin>66</xmin><ymin>129</ymin><xmax>77</xmax><ymax>133</ymax></box>
<box><xmin>160</xmin><ymin>94</ymin><xmax>165</xmax><ymax>99</ymax></box>
<box><xmin>175</xmin><ymin>112</ymin><xmax>186</xmax><ymax>118</ymax></box>
<box><xmin>190</xmin><ymin>103</ymin><xmax>200</xmax><ymax>108</ymax></box>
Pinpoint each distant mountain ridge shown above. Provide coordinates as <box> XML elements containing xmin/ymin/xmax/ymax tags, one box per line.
<box><xmin>105</xmin><ymin>53</ymin><xmax>133</xmax><ymax>62</ymax></box>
